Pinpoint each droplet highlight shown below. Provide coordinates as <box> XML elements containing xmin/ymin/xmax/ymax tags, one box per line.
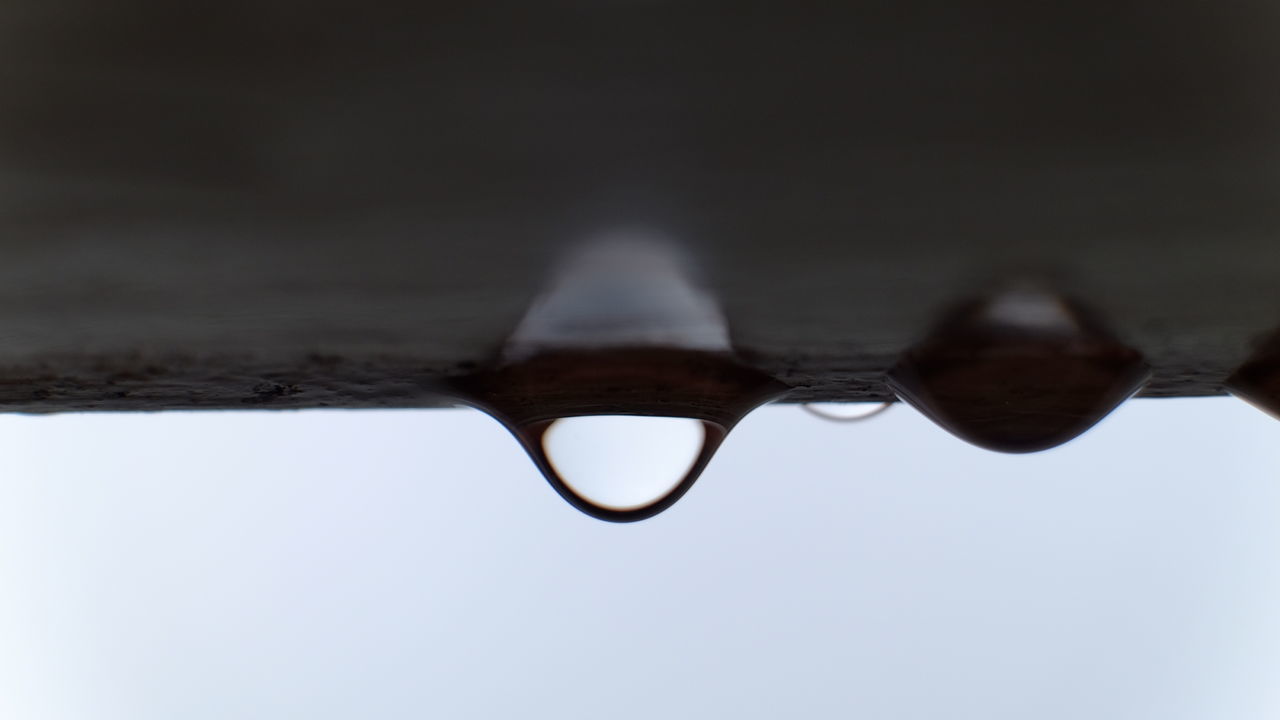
<box><xmin>887</xmin><ymin>287</ymin><xmax>1150</xmax><ymax>453</ymax></box>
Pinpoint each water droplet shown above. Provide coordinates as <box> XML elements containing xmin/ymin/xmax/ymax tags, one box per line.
<box><xmin>887</xmin><ymin>288</ymin><xmax>1149</xmax><ymax>453</ymax></box>
<box><xmin>537</xmin><ymin>415</ymin><xmax>711</xmax><ymax>512</ymax></box>
<box><xmin>1226</xmin><ymin>332</ymin><xmax>1280</xmax><ymax>420</ymax></box>
<box><xmin>454</xmin><ymin>237</ymin><xmax>785</xmax><ymax>520</ymax></box>
<box><xmin>802</xmin><ymin>402</ymin><xmax>893</xmax><ymax>423</ymax></box>
<box><xmin>454</xmin><ymin>348</ymin><xmax>786</xmax><ymax>521</ymax></box>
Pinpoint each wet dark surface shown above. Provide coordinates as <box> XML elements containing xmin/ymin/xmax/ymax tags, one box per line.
<box><xmin>1</xmin><ymin>1</ymin><xmax>1278</xmax><ymax>411</ymax></box>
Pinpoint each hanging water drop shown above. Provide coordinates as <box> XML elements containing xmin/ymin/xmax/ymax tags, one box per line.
<box><xmin>455</xmin><ymin>348</ymin><xmax>785</xmax><ymax>522</ymax></box>
<box><xmin>536</xmin><ymin>415</ymin><xmax>711</xmax><ymax>514</ymax></box>
<box><xmin>887</xmin><ymin>287</ymin><xmax>1150</xmax><ymax>453</ymax></box>
<box><xmin>452</xmin><ymin>236</ymin><xmax>788</xmax><ymax>521</ymax></box>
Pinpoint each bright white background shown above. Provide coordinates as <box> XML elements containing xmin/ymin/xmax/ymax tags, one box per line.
<box><xmin>2</xmin><ymin>398</ymin><xmax>1278</xmax><ymax>719</ymax></box>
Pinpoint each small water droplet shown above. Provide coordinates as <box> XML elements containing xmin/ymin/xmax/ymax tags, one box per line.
<box><xmin>887</xmin><ymin>288</ymin><xmax>1149</xmax><ymax>453</ymax></box>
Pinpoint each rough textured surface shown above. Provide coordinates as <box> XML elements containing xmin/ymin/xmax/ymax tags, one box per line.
<box><xmin>1</xmin><ymin>2</ymin><xmax>1278</xmax><ymax>412</ymax></box>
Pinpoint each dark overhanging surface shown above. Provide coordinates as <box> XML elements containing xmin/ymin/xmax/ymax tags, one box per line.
<box><xmin>1</xmin><ymin>1</ymin><xmax>1277</xmax><ymax>412</ymax></box>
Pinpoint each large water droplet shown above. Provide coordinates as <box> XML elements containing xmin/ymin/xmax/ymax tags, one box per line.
<box><xmin>887</xmin><ymin>288</ymin><xmax>1149</xmax><ymax>453</ymax></box>
<box><xmin>1226</xmin><ymin>332</ymin><xmax>1280</xmax><ymax>420</ymax></box>
<box><xmin>540</xmin><ymin>415</ymin><xmax>709</xmax><ymax>512</ymax></box>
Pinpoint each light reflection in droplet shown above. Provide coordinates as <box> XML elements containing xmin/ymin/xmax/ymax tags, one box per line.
<box><xmin>541</xmin><ymin>415</ymin><xmax>707</xmax><ymax>512</ymax></box>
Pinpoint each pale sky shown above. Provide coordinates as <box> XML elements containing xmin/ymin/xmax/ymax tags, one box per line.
<box><xmin>2</xmin><ymin>398</ymin><xmax>1279</xmax><ymax>719</ymax></box>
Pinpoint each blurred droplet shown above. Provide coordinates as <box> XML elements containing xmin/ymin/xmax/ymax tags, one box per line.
<box><xmin>887</xmin><ymin>287</ymin><xmax>1149</xmax><ymax>453</ymax></box>
<box><xmin>1226</xmin><ymin>334</ymin><xmax>1280</xmax><ymax>420</ymax></box>
<box><xmin>801</xmin><ymin>402</ymin><xmax>893</xmax><ymax>423</ymax></box>
<box><xmin>539</xmin><ymin>415</ymin><xmax>709</xmax><ymax>512</ymax></box>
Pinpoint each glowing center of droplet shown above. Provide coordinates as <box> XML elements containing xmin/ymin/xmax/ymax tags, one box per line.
<box><xmin>542</xmin><ymin>415</ymin><xmax>706</xmax><ymax>511</ymax></box>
